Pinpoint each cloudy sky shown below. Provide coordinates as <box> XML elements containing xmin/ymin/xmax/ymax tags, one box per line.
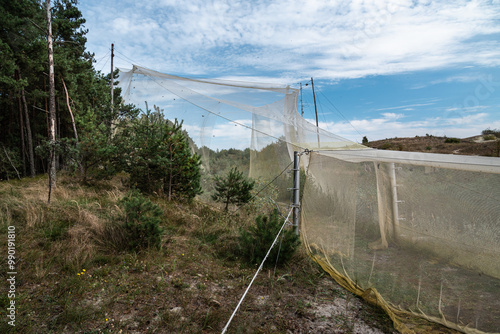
<box><xmin>79</xmin><ymin>0</ymin><xmax>500</xmax><ymax>143</ymax></box>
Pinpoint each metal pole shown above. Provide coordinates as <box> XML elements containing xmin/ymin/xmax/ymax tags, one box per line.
<box><xmin>293</xmin><ymin>151</ymin><xmax>300</xmax><ymax>235</ymax></box>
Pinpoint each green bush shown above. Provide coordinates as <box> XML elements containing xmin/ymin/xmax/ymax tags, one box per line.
<box><xmin>444</xmin><ymin>137</ymin><xmax>461</xmax><ymax>143</ymax></box>
<box><xmin>482</xmin><ymin>128</ymin><xmax>500</xmax><ymax>138</ymax></box>
<box><xmin>238</xmin><ymin>210</ymin><xmax>300</xmax><ymax>266</ymax></box>
<box><xmin>119</xmin><ymin>191</ymin><xmax>164</xmax><ymax>251</ymax></box>
<box><xmin>380</xmin><ymin>143</ymin><xmax>391</xmax><ymax>150</ymax></box>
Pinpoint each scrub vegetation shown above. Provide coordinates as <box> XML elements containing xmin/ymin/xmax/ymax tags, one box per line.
<box><xmin>0</xmin><ymin>175</ymin><xmax>402</xmax><ymax>334</ymax></box>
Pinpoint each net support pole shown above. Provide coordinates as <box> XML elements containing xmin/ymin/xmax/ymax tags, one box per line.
<box><xmin>293</xmin><ymin>151</ymin><xmax>300</xmax><ymax>235</ymax></box>
<box><xmin>389</xmin><ymin>163</ymin><xmax>401</xmax><ymax>241</ymax></box>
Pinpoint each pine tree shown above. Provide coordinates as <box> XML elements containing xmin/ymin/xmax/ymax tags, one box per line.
<box><xmin>238</xmin><ymin>210</ymin><xmax>300</xmax><ymax>266</ymax></box>
<box><xmin>212</xmin><ymin>167</ymin><xmax>255</xmax><ymax>211</ymax></box>
<box><xmin>119</xmin><ymin>190</ymin><xmax>164</xmax><ymax>251</ymax></box>
<box><xmin>122</xmin><ymin>107</ymin><xmax>202</xmax><ymax>201</ymax></box>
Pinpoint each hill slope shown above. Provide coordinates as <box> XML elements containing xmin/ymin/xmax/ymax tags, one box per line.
<box><xmin>0</xmin><ymin>173</ymin><xmax>465</xmax><ymax>333</ymax></box>
<box><xmin>0</xmin><ymin>175</ymin><xmax>401</xmax><ymax>333</ymax></box>
<box><xmin>365</xmin><ymin>134</ymin><xmax>500</xmax><ymax>157</ymax></box>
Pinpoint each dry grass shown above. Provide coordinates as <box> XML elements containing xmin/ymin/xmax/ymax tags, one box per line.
<box><xmin>0</xmin><ymin>174</ymin><xmax>404</xmax><ymax>334</ymax></box>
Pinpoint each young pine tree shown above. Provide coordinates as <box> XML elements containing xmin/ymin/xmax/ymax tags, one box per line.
<box><xmin>122</xmin><ymin>108</ymin><xmax>202</xmax><ymax>201</ymax></box>
<box><xmin>238</xmin><ymin>210</ymin><xmax>300</xmax><ymax>266</ymax></box>
<box><xmin>212</xmin><ymin>167</ymin><xmax>255</xmax><ymax>211</ymax></box>
<box><xmin>119</xmin><ymin>190</ymin><xmax>164</xmax><ymax>251</ymax></box>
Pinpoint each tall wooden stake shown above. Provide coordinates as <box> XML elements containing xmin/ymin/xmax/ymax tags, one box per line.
<box><xmin>47</xmin><ymin>0</ymin><xmax>56</xmax><ymax>203</ymax></box>
<box><xmin>300</xmin><ymin>82</ymin><xmax>304</xmax><ymax>116</ymax></box>
<box><xmin>311</xmin><ymin>77</ymin><xmax>320</xmax><ymax>147</ymax></box>
<box><xmin>311</xmin><ymin>78</ymin><xmax>318</xmax><ymax>128</ymax></box>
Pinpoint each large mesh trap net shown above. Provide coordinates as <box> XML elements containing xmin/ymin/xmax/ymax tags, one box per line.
<box><xmin>119</xmin><ymin>66</ymin><xmax>500</xmax><ymax>334</ymax></box>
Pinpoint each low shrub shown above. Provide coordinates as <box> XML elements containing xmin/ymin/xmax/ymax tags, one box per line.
<box><xmin>444</xmin><ymin>137</ymin><xmax>461</xmax><ymax>143</ymax></box>
<box><xmin>483</xmin><ymin>134</ymin><xmax>496</xmax><ymax>141</ymax></box>
<box><xmin>119</xmin><ymin>190</ymin><xmax>164</xmax><ymax>251</ymax></box>
<box><xmin>482</xmin><ymin>128</ymin><xmax>500</xmax><ymax>138</ymax></box>
<box><xmin>380</xmin><ymin>143</ymin><xmax>391</xmax><ymax>150</ymax></box>
<box><xmin>238</xmin><ymin>210</ymin><xmax>300</xmax><ymax>266</ymax></box>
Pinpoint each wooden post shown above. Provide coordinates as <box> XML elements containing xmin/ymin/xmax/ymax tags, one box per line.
<box><xmin>300</xmin><ymin>82</ymin><xmax>304</xmax><ymax>116</ymax></box>
<box><xmin>311</xmin><ymin>77</ymin><xmax>320</xmax><ymax>148</ymax></box>
<box><xmin>110</xmin><ymin>43</ymin><xmax>114</xmax><ymax>135</ymax></box>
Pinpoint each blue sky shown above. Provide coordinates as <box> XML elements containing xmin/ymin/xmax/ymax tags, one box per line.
<box><xmin>79</xmin><ymin>0</ymin><xmax>500</xmax><ymax>144</ymax></box>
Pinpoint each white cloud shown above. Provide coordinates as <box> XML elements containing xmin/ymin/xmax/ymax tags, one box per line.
<box><xmin>377</xmin><ymin>103</ymin><xmax>436</xmax><ymax>111</ymax></box>
<box><xmin>319</xmin><ymin>111</ymin><xmax>498</xmax><ymax>142</ymax></box>
<box><xmin>79</xmin><ymin>0</ymin><xmax>500</xmax><ymax>147</ymax></box>
<box><xmin>81</xmin><ymin>0</ymin><xmax>500</xmax><ymax>80</ymax></box>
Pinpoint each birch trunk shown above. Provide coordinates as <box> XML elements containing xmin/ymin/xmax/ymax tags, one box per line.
<box><xmin>47</xmin><ymin>0</ymin><xmax>57</xmax><ymax>203</ymax></box>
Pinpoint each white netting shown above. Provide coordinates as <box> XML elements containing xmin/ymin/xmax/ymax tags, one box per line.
<box><xmin>118</xmin><ymin>66</ymin><xmax>500</xmax><ymax>334</ymax></box>
<box><xmin>302</xmin><ymin>151</ymin><xmax>500</xmax><ymax>333</ymax></box>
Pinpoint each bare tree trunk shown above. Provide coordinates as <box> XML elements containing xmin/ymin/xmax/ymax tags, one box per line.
<box><xmin>2</xmin><ymin>145</ymin><xmax>21</xmax><ymax>180</ymax></box>
<box><xmin>44</xmin><ymin>77</ymin><xmax>49</xmax><ymax>137</ymax></box>
<box><xmin>168</xmin><ymin>173</ymin><xmax>172</xmax><ymax>201</ymax></box>
<box><xmin>61</xmin><ymin>78</ymin><xmax>84</xmax><ymax>176</ymax></box>
<box><xmin>47</xmin><ymin>0</ymin><xmax>56</xmax><ymax>203</ymax></box>
<box><xmin>19</xmin><ymin>73</ymin><xmax>35</xmax><ymax>177</ymax></box>
<box><xmin>61</xmin><ymin>78</ymin><xmax>78</xmax><ymax>142</ymax></box>
<box><xmin>18</xmin><ymin>95</ymin><xmax>26</xmax><ymax>176</ymax></box>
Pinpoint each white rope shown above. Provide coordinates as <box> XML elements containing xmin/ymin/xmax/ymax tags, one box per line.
<box><xmin>221</xmin><ymin>208</ymin><xmax>294</xmax><ymax>334</ymax></box>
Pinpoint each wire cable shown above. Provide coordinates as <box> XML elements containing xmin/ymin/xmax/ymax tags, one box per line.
<box><xmin>94</xmin><ymin>50</ymin><xmax>110</xmax><ymax>68</ymax></box>
<box><xmin>235</xmin><ymin>160</ymin><xmax>294</xmax><ymax>213</ymax></box>
<box><xmin>221</xmin><ymin>208</ymin><xmax>294</xmax><ymax>334</ymax></box>
<box><xmin>114</xmin><ymin>49</ymin><xmax>138</xmax><ymax>65</ymax></box>
<box><xmin>318</xmin><ymin>90</ymin><xmax>363</xmax><ymax>138</ymax></box>
<box><xmin>98</xmin><ymin>56</ymin><xmax>110</xmax><ymax>74</ymax></box>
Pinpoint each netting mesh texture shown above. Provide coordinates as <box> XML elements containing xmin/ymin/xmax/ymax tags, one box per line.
<box><xmin>302</xmin><ymin>151</ymin><xmax>500</xmax><ymax>333</ymax></box>
<box><xmin>119</xmin><ymin>66</ymin><xmax>500</xmax><ymax>334</ymax></box>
